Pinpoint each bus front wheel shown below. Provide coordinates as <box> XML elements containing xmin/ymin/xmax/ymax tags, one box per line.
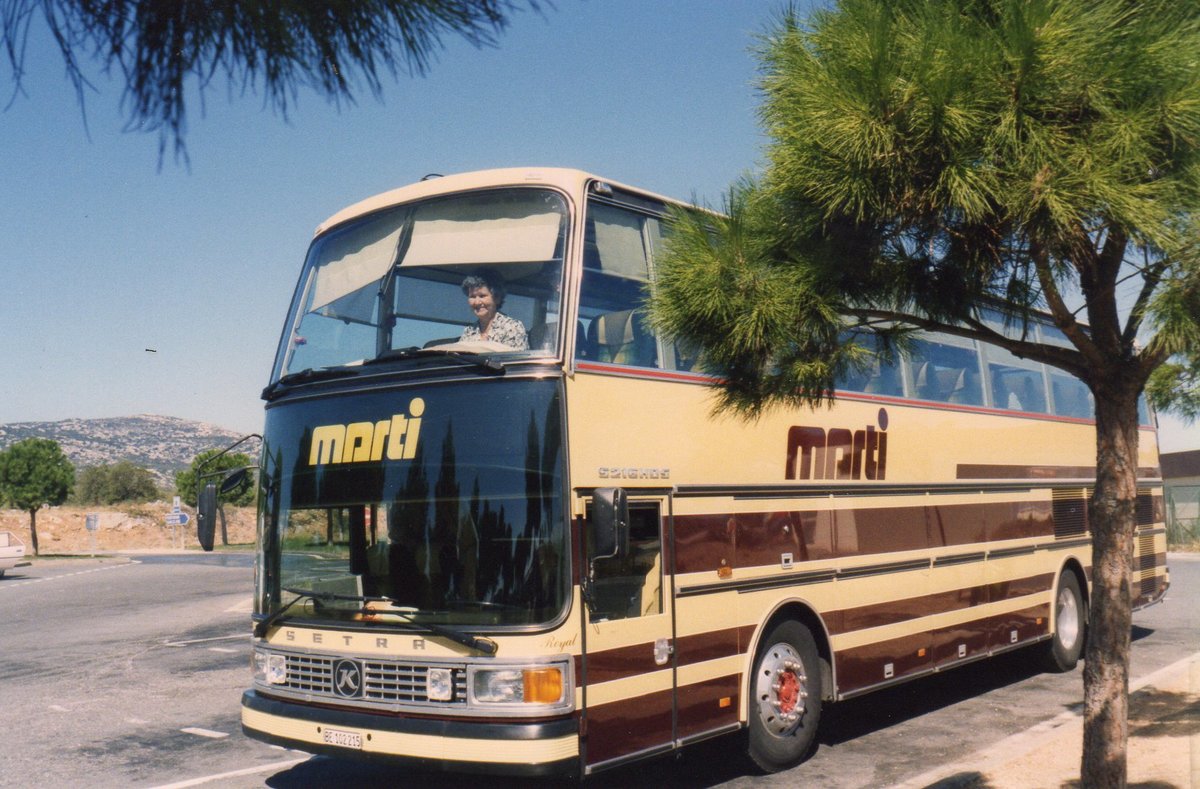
<box><xmin>747</xmin><ymin>621</ymin><xmax>822</xmax><ymax>772</ymax></box>
<box><xmin>1042</xmin><ymin>571</ymin><xmax>1086</xmax><ymax>672</ymax></box>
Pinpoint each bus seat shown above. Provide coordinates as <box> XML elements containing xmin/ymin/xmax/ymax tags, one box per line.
<box><xmin>574</xmin><ymin>320</ymin><xmax>595</xmax><ymax>360</ymax></box>
<box><xmin>916</xmin><ymin>362</ymin><xmax>957</xmax><ymax>401</ymax></box>
<box><xmin>915</xmin><ymin>362</ymin><xmax>935</xmax><ymax>399</ymax></box>
<box><xmin>995</xmin><ymin>372</ymin><xmax>1024</xmax><ymax>410</ymax></box>
<box><xmin>947</xmin><ymin>368</ymin><xmax>979</xmax><ymax>404</ymax></box>
<box><xmin>933</xmin><ymin>368</ymin><xmax>961</xmax><ymax>401</ymax></box>
<box><xmin>1020</xmin><ymin>376</ymin><xmax>1045</xmax><ymax>412</ymax></box>
<box><xmin>528</xmin><ymin>321</ymin><xmax>556</xmax><ymax>351</ymax></box>
<box><xmin>589</xmin><ymin>309</ymin><xmax>655</xmax><ymax>367</ymax></box>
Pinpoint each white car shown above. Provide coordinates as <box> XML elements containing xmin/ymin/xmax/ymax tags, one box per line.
<box><xmin>0</xmin><ymin>531</ymin><xmax>25</xmax><ymax>577</ymax></box>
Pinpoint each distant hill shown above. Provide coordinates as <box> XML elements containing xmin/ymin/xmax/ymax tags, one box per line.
<box><xmin>0</xmin><ymin>415</ymin><xmax>252</xmax><ymax>487</ymax></box>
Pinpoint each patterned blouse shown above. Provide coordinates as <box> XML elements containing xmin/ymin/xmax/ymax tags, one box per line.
<box><xmin>460</xmin><ymin>311</ymin><xmax>528</xmax><ymax>350</ymax></box>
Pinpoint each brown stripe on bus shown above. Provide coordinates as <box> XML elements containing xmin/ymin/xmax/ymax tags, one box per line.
<box><xmin>956</xmin><ymin>463</ymin><xmax>1161</xmax><ymax>479</ymax></box>
<box><xmin>673</xmin><ymin>500</ymin><xmax>1056</xmax><ymax>575</ymax></box>
<box><xmin>584</xmin><ymin>686</ymin><xmax>673</xmax><ymax>765</ymax></box>
<box><xmin>834</xmin><ymin>603</ymin><xmax>1050</xmax><ymax>695</ymax></box>
<box><xmin>825</xmin><ymin>571</ymin><xmax>1055</xmax><ymax>635</ymax></box>
<box><xmin>576</xmin><ymin>627</ymin><xmax>742</xmax><ymax>688</ymax></box>
<box><xmin>674</xmin><ymin>627</ymin><xmax>741</xmax><ymax>667</ymax></box>
<box><xmin>677</xmin><ymin>674</ymin><xmax>741</xmax><ymax>742</ymax></box>
<box><xmin>581</xmin><ymin>640</ymin><xmax>670</xmax><ymax>685</ymax></box>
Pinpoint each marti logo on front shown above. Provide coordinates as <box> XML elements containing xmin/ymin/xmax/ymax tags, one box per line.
<box><xmin>785</xmin><ymin>408</ymin><xmax>889</xmax><ymax>481</ymax></box>
<box><xmin>308</xmin><ymin>397</ymin><xmax>425</xmax><ymax>466</ymax></box>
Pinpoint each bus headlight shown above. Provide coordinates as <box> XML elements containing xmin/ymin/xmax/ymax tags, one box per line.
<box><xmin>468</xmin><ymin>664</ymin><xmax>566</xmax><ymax>706</ymax></box>
<box><xmin>253</xmin><ymin>649</ymin><xmax>287</xmax><ymax>685</ymax></box>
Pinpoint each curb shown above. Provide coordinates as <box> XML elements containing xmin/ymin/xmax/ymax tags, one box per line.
<box><xmin>891</xmin><ymin>651</ymin><xmax>1200</xmax><ymax>789</ymax></box>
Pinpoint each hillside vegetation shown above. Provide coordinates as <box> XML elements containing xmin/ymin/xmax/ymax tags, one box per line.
<box><xmin>0</xmin><ymin>415</ymin><xmax>247</xmax><ymax>488</ymax></box>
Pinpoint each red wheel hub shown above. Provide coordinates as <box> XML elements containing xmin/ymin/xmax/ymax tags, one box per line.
<box><xmin>776</xmin><ymin>669</ymin><xmax>800</xmax><ymax>714</ymax></box>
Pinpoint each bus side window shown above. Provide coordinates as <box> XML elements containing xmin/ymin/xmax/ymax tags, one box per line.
<box><xmin>835</xmin><ymin>333</ymin><xmax>904</xmax><ymax>397</ymax></box>
<box><xmin>577</xmin><ymin>201</ymin><xmax>664</xmax><ymax>370</ymax></box>
<box><xmin>587</xmin><ymin>503</ymin><xmax>662</xmax><ymax>622</ymax></box>
<box><xmin>907</xmin><ymin>339</ymin><xmax>983</xmax><ymax>405</ymax></box>
<box><xmin>1049</xmin><ymin>372</ymin><xmax>1093</xmax><ymax>418</ymax></box>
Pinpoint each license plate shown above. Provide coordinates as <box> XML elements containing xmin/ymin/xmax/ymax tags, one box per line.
<box><xmin>322</xmin><ymin>728</ymin><xmax>363</xmax><ymax>749</ymax></box>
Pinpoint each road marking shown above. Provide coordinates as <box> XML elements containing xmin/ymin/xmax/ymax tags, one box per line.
<box><xmin>224</xmin><ymin>598</ymin><xmax>253</xmax><ymax>613</ymax></box>
<box><xmin>48</xmin><ymin>705</ymin><xmax>69</xmax><ymax>712</ymax></box>
<box><xmin>0</xmin><ymin>560</ymin><xmax>139</xmax><ymax>591</ymax></box>
<box><xmin>890</xmin><ymin>650</ymin><xmax>1200</xmax><ymax>789</ymax></box>
<box><xmin>147</xmin><ymin>756</ymin><xmax>309</xmax><ymax>789</ymax></box>
<box><xmin>163</xmin><ymin>633</ymin><xmax>247</xmax><ymax>648</ymax></box>
<box><xmin>180</xmin><ymin>727</ymin><xmax>229</xmax><ymax>739</ymax></box>
<box><xmin>207</xmin><ymin>647</ymin><xmax>237</xmax><ymax>653</ymax></box>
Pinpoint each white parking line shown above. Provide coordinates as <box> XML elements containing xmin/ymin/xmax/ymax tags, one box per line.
<box><xmin>147</xmin><ymin>756</ymin><xmax>309</xmax><ymax>789</ymax></box>
<box><xmin>0</xmin><ymin>560</ymin><xmax>139</xmax><ymax>590</ymax></box>
<box><xmin>181</xmin><ymin>727</ymin><xmax>229</xmax><ymax>739</ymax></box>
<box><xmin>163</xmin><ymin>633</ymin><xmax>247</xmax><ymax>648</ymax></box>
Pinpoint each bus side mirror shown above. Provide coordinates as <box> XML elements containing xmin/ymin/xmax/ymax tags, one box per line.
<box><xmin>197</xmin><ymin>483</ymin><xmax>217</xmax><ymax>552</ymax></box>
<box><xmin>590</xmin><ymin>487</ymin><xmax>629</xmax><ymax>563</ymax></box>
<box><xmin>219</xmin><ymin>467</ymin><xmax>248</xmax><ymax>495</ymax></box>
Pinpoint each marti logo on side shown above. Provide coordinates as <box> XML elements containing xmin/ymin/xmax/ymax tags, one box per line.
<box><xmin>785</xmin><ymin>408</ymin><xmax>889</xmax><ymax>481</ymax></box>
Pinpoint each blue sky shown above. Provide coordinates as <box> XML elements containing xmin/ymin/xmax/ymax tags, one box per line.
<box><xmin>1</xmin><ymin>1</ymin><xmax>1197</xmax><ymax>453</ymax></box>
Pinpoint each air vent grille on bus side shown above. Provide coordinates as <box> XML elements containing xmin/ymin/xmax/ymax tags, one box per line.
<box><xmin>1052</xmin><ymin>487</ymin><xmax>1088</xmax><ymax>539</ymax></box>
<box><xmin>1137</xmin><ymin>532</ymin><xmax>1158</xmax><ymax>598</ymax></box>
<box><xmin>1135</xmin><ymin>489</ymin><xmax>1155</xmax><ymax>527</ymax></box>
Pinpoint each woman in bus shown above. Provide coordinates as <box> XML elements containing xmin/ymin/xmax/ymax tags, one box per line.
<box><xmin>460</xmin><ymin>269</ymin><xmax>528</xmax><ymax>350</ymax></box>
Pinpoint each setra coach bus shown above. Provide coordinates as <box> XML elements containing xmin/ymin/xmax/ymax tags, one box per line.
<box><xmin>204</xmin><ymin>167</ymin><xmax>1168</xmax><ymax>777</ymax></box>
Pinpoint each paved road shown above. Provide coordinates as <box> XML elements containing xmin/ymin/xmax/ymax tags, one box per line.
<box><xmin>0</xmin><ymin>553</ymin><xmax>1194</xmax><ymax>788</ymax></box>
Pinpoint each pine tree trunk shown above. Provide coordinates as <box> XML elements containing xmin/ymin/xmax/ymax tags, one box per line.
<box><xmin>1080</xmin><ymin>388</ymin><xmax>1140</xmax><ymax>787</ymax></box>
<box><xmin>28</xmin><ymin>508</ymin><xmax>39</xmax><ymax>556</ymax></box>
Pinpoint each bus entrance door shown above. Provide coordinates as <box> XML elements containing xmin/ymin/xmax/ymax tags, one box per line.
<box><xmin>580</xmin><ymin>495</ymin><xmax>674</xmax><ymax>771</ymax></box>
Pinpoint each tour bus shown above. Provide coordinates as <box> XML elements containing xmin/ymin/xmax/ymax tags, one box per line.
<box><xmin>208</xmin><ymin>168</ymin><xmax>1168</xmax><ymax>777</ymax></box>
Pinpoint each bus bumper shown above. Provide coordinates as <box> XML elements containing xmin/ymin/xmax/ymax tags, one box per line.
<box><xmin>241</xmin><ymin>690</ymin><xmax>580</xmax><ymax>777</ymax></box>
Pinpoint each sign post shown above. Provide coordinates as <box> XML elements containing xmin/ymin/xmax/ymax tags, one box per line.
<box><xmin>166</xmin><ymin>496</ymin><xmax>190</xmax><ymax>549</ymax></box>
<box><xmin>85</xmin><ymin>513</ymin><xmax>98</xmax><ymax>556</ymax></box>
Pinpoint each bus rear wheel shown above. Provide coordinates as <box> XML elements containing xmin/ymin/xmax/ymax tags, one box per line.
<box><xmin>1042</xmin><ymin>571</ymin><xmax>1086</xmax><ymax>672</ymax></box>
<box><xmin>747</xmin><ymin>621</ymin><xmax>822</xmax><ymax>772</ymax></box>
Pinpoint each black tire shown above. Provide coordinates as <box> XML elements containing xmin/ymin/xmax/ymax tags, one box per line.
<box><xmin>1042</xmin><ymin>571</ymin><xmax>1086</xmax><ymax>672</ymax></box>
<box><xmin>747</xmin><ymin>620</ymin><xmax>822</xmax><ymax>772</ymax></box>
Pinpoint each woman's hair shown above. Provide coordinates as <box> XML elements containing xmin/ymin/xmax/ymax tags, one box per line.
<box><xmin>461</xmin><ymin>268</ymin><xmax>506</xmax><ymax>308</ymax></box>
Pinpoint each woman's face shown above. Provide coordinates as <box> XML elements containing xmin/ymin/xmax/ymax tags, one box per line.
<box><xmin>467</xmin><ymin>285</ymin><xmax>498</xmax><ymax>327</ymax></box>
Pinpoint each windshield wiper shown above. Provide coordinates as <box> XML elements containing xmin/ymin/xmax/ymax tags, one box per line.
<box><xmin>366</xmin><ymin>346</ymin><xmax>505</xmax><ymax>375</ymax></box>
<box><xmin>254</xmin><ymin>586</ymin><xmax>329</xmax><ymax>637</ymax></box>
<box><xmin>360</xmin><ymin>598</ymin><xmax>499</xmax><ymax>655</ymax></box>
<box><xmin>261</xmin><ymin>367</ymin><xmax>361</xmax><ymax>401</ymax></box>
<box><xmin>256</xmin><ymin>587</ymin><xmax>498</xmax><ymax>654</ymax></box>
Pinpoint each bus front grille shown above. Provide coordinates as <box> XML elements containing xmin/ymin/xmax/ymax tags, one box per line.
<box><xmin>274</xmin><ymin>652</ymin><xmax>469</xmax><ymax>709</ymax></box>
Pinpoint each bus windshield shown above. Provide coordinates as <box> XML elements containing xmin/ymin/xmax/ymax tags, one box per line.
<box><xmin>274</xmin><ymin>187</ymin><xmax>569</xmax><ymax>380</ymax></box>
<box><xmin>256</xmin><ymin>379</ymin><xmax>567</xmax><ymax>629</ymax></box>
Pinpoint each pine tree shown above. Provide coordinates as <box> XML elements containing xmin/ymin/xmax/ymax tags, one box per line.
<box><xmin>0</xmin><ymin>438</ymin><xmax>75</xmax><ymax>556</ymax></box>
<box><xmin>1</xmin><ymin>0</ymin><xmax>540</xmax><ymax>159</ymax></box>
<box><xmin>651</xmin><ymin>2</ymin><xmax>1200</xmax><ymax>784</ymax></box>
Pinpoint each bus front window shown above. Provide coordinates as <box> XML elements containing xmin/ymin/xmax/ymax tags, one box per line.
<box><xmin>256</xmin><ymin>379</ymin><xmax>567</xmax><ymax>629</ymax></box>
<box><xmin>274</xmin><ymin>188</ymin><xmax>568</xmax><ymax>380</ymax></box>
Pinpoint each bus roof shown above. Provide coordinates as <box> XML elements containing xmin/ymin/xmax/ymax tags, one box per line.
<box><xmin>314</xmin><ymin>167</ymin><xmax>686</xmax><ymax>237</ymax></box>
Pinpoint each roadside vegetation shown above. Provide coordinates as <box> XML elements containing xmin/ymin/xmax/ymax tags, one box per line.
<box><xmin>73</xmin><ymin>461</ymin><xmax>160</xmax><ymax>505</ymax></box>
